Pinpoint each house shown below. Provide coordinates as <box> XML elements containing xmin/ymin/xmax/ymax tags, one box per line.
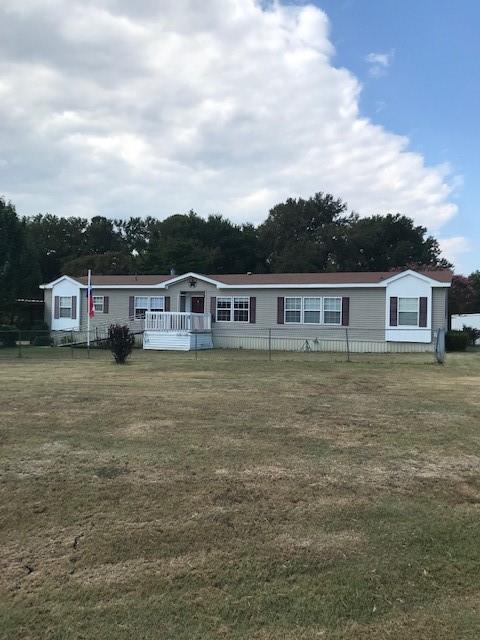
<box><xmin>39</xmin><ymin>269</ymin><xmax>452</xmax><ymax>352</ymax></box>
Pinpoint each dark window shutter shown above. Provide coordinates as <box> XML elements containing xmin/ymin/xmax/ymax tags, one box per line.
<box><xmin>277</xmin><ymin>297</ymin><xmax>285</xmax><ymax>324</ymax></box>
<box><xmin>249</xmin><ymin>297</ymin><xmax>256</xmax><ymax>323</ymax></box>
<box><xmin>71</xmin><ymin>296</ymin><xmax>77</xmax><ymax>320</ymax></box>
<box><xmin>180</xmin><ymin>295</ymin><xmax>186</xmax><ymax>312</ymax></box>
<box><xmin>54</xmin><ymin>296</ymin><xmax>60</xmax><ymax>319</ymax></box>
<box><xmin>103</xmin><ymin>296</ymin><xmax>109</xmax><ymax>314</ymax></box>
<box><xmin>419</xmin><ymin>297</ymin><xmax>427</xmax><ymax>327</ymax></box>
<box><xmin>129</xmin><ymin>296</ymin><xmax>135</xmax><ymax>318</ymax></box>
<box><xmin>210</xmin><ymin>296</ymin><xmax>216</xmax><ymax>322</ymax></box>
<box><xmin>341</xmin><ymin>297</ymin><xmax>350</xmax><ymax>326</ymax></box>
<box><xmin>389</xmin><ymin>297</ymin><xmax>398</xmax><ymax>326</ymax></box>
<box><xmin>165</xmin><ymin>296</ymin><xmax>170</xmax><ymax>311</ymax></box>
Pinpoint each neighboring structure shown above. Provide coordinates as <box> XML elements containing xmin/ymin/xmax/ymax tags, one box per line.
<box><xmin>40</xmin><ymin>269</ymin><xmax>452</xmax><ymax>352</ymax></box>
<box><xmin>451</xmin><ymin>313</ymin><xmax>480</xmax><ymax>344</ymax></box>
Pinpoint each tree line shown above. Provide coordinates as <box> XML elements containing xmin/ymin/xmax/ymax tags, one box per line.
<box><xmin>1</xmin><ymin>191</ymin><xmax>478</xmax><ymax>318</ymax></box>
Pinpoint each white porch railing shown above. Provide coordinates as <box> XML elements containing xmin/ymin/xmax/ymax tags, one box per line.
<box><xmin>145</xmin><ymin>311</ymin><xmax>212</xmax><ymax>332</ymax></box>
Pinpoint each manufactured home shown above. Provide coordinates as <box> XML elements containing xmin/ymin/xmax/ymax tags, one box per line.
<box><xmin>40</xmin><ymin>269</ymin><xmax>452</xmax><ymax>352</ymax></box>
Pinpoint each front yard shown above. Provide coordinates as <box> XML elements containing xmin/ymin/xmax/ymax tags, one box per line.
<box><xmin>1</xmin><ymin>351</ymin><xmax>479</xmax><ymax>639</ymax></box>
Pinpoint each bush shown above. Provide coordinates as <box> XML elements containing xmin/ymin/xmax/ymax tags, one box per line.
<box><xmin>108</xmin><ymin>324</ymin><xmax>135</xmax><ymax>364</ymax></box>
<box><xmin>462</xmin><ymin>325</ymin><xmax>480</xmax><ymax>346</ymax></box>
<box><xmin>446</xmin><ymin>330</ymin><xmax>469</xmax><ymax>352</ymax></box>
<box><xmin>32</xmin><ymin>335</ymin><xmax>54</xmax><ymax>346</ymax></box>
<box><xmin>0</xmin><ymin>325</ymin><xmax>18</xmax><ymax>348</ymax></box>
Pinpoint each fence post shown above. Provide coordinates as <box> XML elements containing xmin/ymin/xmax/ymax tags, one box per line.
<box><xmin>195</xmin><ymin>331</ymin><xmax>198</xmax><ymax>360</ymax></box>
<box><xmin>345</xmin><ymin>328</ymin><xmax>351</xmax><ymax>362</ymax></box>
<box><xmin>17</xmin><ymin>330</ymin><xmax>22</xmax><ymax>358</ymax></box>
<box><xmin>268</xmin><ymin>329</ymin><xmax>272</xmax><ymax>361</ymax></box>
<box><xmin>71</xmin><ymin>330</ymin><xmax>74</xmax><ymax>359</ymax></box>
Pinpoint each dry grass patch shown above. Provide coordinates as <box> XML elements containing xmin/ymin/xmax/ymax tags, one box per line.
<box><xmin>1</xmin><ymin>350</ymin><xmax>480</xmax><ymax>639</ymax></box>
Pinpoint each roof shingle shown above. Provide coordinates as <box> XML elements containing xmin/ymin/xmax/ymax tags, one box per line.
<box><xmin>73</xmin><ymin>269</ymin><xmax>453</xmax><ymax>286</ymax></box>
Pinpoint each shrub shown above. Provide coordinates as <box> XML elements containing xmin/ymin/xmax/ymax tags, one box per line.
<box><xmin>446</xmin><ymin>330</ymin><xmax>469</xmax><ymax>352</ymax></box>
<box><xmin>462</xmin><ymin>325</ymin><xmax>480</xmax><ymax>347</ymax></box>
<box><xmin>108</xmin><ymin>324</ymin><xmax>135</xmax><ymax>364</ymax></box>
<box><xmin>32</xmin><ymin>335</ymin><xmax>54</xmax><ymax>346</ymax></box>
<box><xmin>0</xmin><ymin>325</ymin><xmax>18</xmax><ymax>348</ymax></box>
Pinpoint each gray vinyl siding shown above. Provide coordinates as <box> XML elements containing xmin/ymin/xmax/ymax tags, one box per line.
<box><xmin>44</xmin><ymin>289</ymin><xmax>52</xmax><ymax>325</ymax></box>
<box><xmin>77</xmin><ymin>283</ymin><xmax>219</xmax><ymax>330</ymax></box>
<box><xmin>74</xmin><ymin>282</ymin><xmax>448</xmax><ymax>340</ymax></box>
<box><xmin>432</xmin><ymin>288</ymin><xmax>448</xmax><ymax>330</ymax></box>
<box><xmin>78</xmin><ymin>288</ymin><xmax>162</xmax><ymax>331</ymax></box>
<box><xmin>210</xmin><ymin>287</ymin><xmax>386</xmax><ymax>342</ymax></box>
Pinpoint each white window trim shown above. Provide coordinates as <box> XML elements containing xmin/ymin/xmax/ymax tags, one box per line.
<box><xmin>284</xmin><ymin>297</ymin><xmax>302</xmax><ymax>324</ymax></box>
<box><xmin>134</xmin><ymin>296</ymin><xmax>165</xmax><ymax>319</ymax></box>
<box><xmin>59</xmin><ymin>296</ymin><xmax>73</xmax><ymax>319</ymax></box>
<box><xmin>322</xmin><ymin>296</ymin><xmax>342</xmax><ymax>326</ymax></box>
<box><xmin>284</xmin><ymin>296</ymin><xmax>343</xmax><ymax>326</ymax></box>
<box><xmin>303</xmin><ymin>298</ymin><xmax>323</xmax><ymax>325</ymax></box>
<box><xmin>397</xmin><ymin>297</ymin><xmax>420</xmax><ymax>328</ymax></box>
<box><xmin>93</xmin><ymin>295</ymin><xmax>104</xmax><ymax>313</ymax></box>
<box><xmin>216</xmin><ymin>296</ymin><xmax>250</xmax><ymax>323</ymax></box>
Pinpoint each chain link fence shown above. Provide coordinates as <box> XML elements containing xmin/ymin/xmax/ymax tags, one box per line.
<box><xmin>0</xmin><ymin>327</ymin><xmax>446</xmax><ymax>364</ymax></box>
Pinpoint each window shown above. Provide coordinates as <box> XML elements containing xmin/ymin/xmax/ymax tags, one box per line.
<box><xmin>216</xmin><ymin>297</ymin><xmax>232</xmax><ymax>321</ymax></box>
<box><xmin>285</xmin><ymin>297</ymin><xmax>301</xmax><ymax>323</ymax></box>
<box><xmin>216</xmin><ymin>297</ymin><xmax>250</xmax><ymax>322</ymax></box>
<box><xmin>135</xmin><ymin>296</ymin><xmax>165</xmax><ymax>318</ymax></box>
<box><xmin>233</xmin><ymin>297</ymin><xmax>249</xmax><ymax>322</ymax></box>
<box><xmin>398</xmin><ymin>297</ymin><xmax>419</xmax><ymax>326</ymax></box>
<box><xmin>150</xmin><ymin>297</ymin><xmax>165</xmax><ymax>312</ymax></box>
<box><xmin>59</xmin><ymin>296</ymin><xmax>72</xmax><ymax>318</ymax></box>
<box><xmin>134</xmin><ymin>296</ymin><xmax>149</xmax><ymax>319</ymax></box>
<box><xmin>323</xmin><ymin>297</ymin><xmax>341</xmax><ymax>324</ymax></box>
<box><xmin>303</xmin><ymin>297</ymin><xmax>322</xmax><ymax>324</ymax></box>
<box><xmin>93</xmin><ymin>296</ymin><xmax>104</xmax><ymax>313</ymax></box>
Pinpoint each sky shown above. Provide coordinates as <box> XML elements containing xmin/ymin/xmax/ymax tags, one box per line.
<box><xmin>0</xmin><ymin>0</ymin><xmax>478</xmax><ymax>273</ymax></box>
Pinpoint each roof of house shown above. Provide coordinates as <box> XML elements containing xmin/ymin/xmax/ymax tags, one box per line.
<box><xmin>72</xmin><ymin>269</ymin><xmax>453</xmax><ymax>286</ymax></box>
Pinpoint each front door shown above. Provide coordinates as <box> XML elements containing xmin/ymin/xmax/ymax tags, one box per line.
<box><xmin>191</xmin><ymin>296</ymin><xmax>205</xmax><ymax>313</ymax></box>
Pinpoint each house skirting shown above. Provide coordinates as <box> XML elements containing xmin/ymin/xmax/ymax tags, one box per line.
<box><xmin>211</xmin><ymin>334</ymin><xmax>435</xmax><ymax>353</ymax></box>
<box><xmin>143</xmin><ymin>331</ymin><xmax>213</xmax><ymax>351</ymax></box>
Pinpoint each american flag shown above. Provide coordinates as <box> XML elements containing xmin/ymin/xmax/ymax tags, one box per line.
<box><xmin>87</xmin><ymin>270</ymin><xmax>95</xmax><ymax>319</ymax></box>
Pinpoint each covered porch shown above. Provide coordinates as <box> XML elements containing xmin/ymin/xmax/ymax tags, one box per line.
<box><xmin>143</xmin><ymin>311</ymin><xmax>213</xmax><ymax>351</ymax></box>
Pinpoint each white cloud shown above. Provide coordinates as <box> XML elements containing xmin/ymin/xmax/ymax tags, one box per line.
<box><xmin>0</xmin><ymin>0</ymin><xmax>459</xmax><ymax>232</ymax></box>
<box><xmin>365</xmin><ymin>50</ymin><xmax>394</xmax><ymax>77</ymax></box>
<box><xmin>439</xmin><ymin>236</ymin><xmax>472</xmax><ymax>270</ymax></box>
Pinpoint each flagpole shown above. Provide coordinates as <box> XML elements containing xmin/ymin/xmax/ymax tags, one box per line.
<box><xmin>87</xmin><ymin>269</ymin><xmax>91</xmax><ymax>354</ymax></box>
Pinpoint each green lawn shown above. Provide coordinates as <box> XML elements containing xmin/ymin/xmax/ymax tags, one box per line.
<box><xmin>1</xmin><ymin>350</ymin><xmax>480</xmax><ymax>639</ymax></box>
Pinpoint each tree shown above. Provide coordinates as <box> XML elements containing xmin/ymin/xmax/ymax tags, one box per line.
<box><xmin>115</xmin><ymin>216</ymin><xmax>156</xmax><ymax>257</ymax></box>
<box><xmin>141</xmin><ymin>211</ymin><xmax>260</xmax><ymax>274</ymax></box>
<box><xmin>0</xmin><ymin>198</ymin><xmax>41</xmax><ymax>322</ymax></box>
<box><xmin>26</xmin><ymin>214</ymin><xmax>87</xmax><ymax>283</ymax></box>
<box><xmin>448</xmin><ymin>275</ymin><xmax>477</xmax><ymax>316</ymax></box>
<box><xmin>82</xmin><ymin>216</ymin><xmax>125</xmax><ymax>255</ymax></box>
<box><xmin>468</xmin><ymin>271</ymin><xmax>480</xmax><ymax>310</ymax></box>
<box><xmin>343</xmin><ymin>214</ymin><xmax>451</xmax><ymax>271</ymax></box>
<box><xmin>62</xmin><ymin>251</ymin><xmax>136</xmax><ymax>277</ymax></box>
<box><xmin>258</xmin><ymin>193</ymin><xmax>349</xmax><ymax>272</ymax></box>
